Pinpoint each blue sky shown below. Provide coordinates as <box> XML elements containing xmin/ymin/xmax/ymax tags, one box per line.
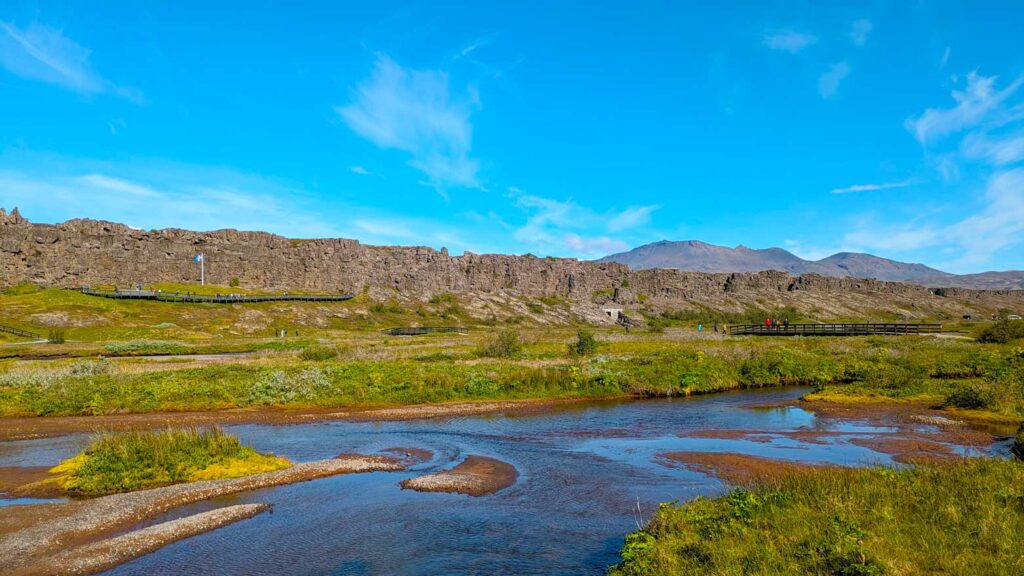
<box><xmin>1</xmin><ymin>1</ymin><xmax>1022</xmax><ymax>273</ymax></box>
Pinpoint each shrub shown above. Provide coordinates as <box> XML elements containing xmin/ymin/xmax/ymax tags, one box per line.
<box><xmin>429</xmin><ymin>293</ymin><xmax>458</xmax><ymax>305</ymax></box>
<box><xmin>49</xmin><ymin>427</ymin><xmax>289</xmax><ymax>496</ymax></box>
<box><xmin>567</xmin><ymin>330</ymin><xmax>599</xmax><ymax>357</ymax></box>
<box><xmin>229</xmin><ymin>277</ymin><xmax>241</xmax><ymax>287</ymax></box>
<box><xmin>479</xmin><ymin>330</ymin><xmax>522</xmax><ymax>358</ymax></box>
<box><xmin>104</xmin><ymin>340</ymin><xmax>186</xmax><ymax>355</ymax></box>
<box><xmin>300</xmin><ymin>345</ymin><xmax>338</xmax><ymax>361</ymax></box>
<box><xmin>47</xmin><ymin>328</ymin><xmax>65</xmax><ymax>344</ymax></box>
<box><xmin>369</xmin><ymin>301</ymin><xmax>406</xmax><ymax>314</ymax></box>
<box><xmin>944</xmin><ymin>384</ymin><xmax>993</xmax><ymax>410</ymax></box>
<box><xmin>977</xmin><ymin>320</ymin><xmax>1024</xmax><ymax>344</ymax></box>
<box><xmin>526</xmin><ymin>301</ymin><xmax>544</xmax><ymax>314</ymax></box>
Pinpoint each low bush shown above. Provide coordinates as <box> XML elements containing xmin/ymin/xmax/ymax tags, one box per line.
<box><xmin>944</xmin><ymin>384</ymin><xmax>994</xmax><ymax>410</ymax></box>
<box><xmin>479</xmin><ymin>330</ymin><xmax>523</xmax><ymax>358</ymax></box>
<box><xmin>104</xmin><ymin>340</ymin><xmax>186</xmax><ymax>355</ymax></box>
<box><xmin>46</xmin><ymin>328</ymin><xmax>66</xmax><ymax>344</ymax></box>
<box><xmin>567</xmin><ymin>330</ymin><xmax>599</xmax><ymax>357</ymax></box>
<box><xmin>49</xmin><ymin>427</ymin><xmax>289</xmax><ymax>496</ymax></box>
<box><xmin>300</xmin><ymin>345</ymin><xmax>338</xmax><ymax>361</ymax></box>
<box><xmin>977</xmin><ymin>320</ymin><xmax>1024</xmax><ymax>343</ymax></box>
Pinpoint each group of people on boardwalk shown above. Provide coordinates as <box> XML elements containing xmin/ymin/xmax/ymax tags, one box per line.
<box><xmin>764</xmin><ymin>318</ymin><xmax>789</xmax><ymax>328</ymax></box>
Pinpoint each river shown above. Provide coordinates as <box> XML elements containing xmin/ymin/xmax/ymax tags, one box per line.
<box><xmin>0</xmin><ymin>387</ymin><xmax>1004</xmax><ymax>575</ymax></box>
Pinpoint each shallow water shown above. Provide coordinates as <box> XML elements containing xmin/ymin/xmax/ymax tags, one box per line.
<box><xmin>0</xmin><ymin>388</ymin><xmax>1000</xmax><ymax>574</ymax></box>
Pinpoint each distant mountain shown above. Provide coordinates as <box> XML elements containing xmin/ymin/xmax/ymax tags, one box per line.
<box><xmin>597</xmin><ymin>240</ymin><xmax>1024</xmax><ymax>289</ymax></box>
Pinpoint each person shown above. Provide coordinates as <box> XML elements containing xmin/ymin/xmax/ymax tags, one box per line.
<box><xmin>697</xmin><ymin>323</ymin><xmax>703</xmax><ymax>332</ymax></box>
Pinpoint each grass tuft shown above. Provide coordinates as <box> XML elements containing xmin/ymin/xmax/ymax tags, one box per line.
<box><xmin>48</xmin><ymin>426</ymin><xmax>289</xmax><ymax>496</ymax></box>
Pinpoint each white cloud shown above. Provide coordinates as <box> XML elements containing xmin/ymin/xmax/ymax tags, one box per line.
<box><xmin>349</xmin><ymin>166</ymin><xmax>372</xmax><ymax>176</ymax></box>
<box><xmin>607</xmin><ymin>204</ymin><xmax>660</xmax><ymax>232</ymax></box>
<box><xmin>961</xmin><ymin>130</ymin><xmax>1024</xmax><ymax>166</ymax></box>
<box><xmin>945</xmin><ymin>168</ymin><xmax>1024</xmax><ymax>267</ymax></box>
<box><xmin>0</xmin><ymin>158</ymin><xmax>336</xmax><ymax>237</ymax></box>
<box><xmin>904</xmin><ymin>72</ymin><xmax>1023</xmax><ymax>144</ymax></box>
<box><xmin>763</xmin><ymin>30</ymin><xmax>817</xmax><ymax>53</ymax></box>
<box><xmin>841</xmin><ymin>169</ymin><xmax>1024</xmax><ymax>269</ymax></box>
<box><xmin>337</xmin><ymin>54</ymin><xmax>480</xmax><ymax>190</ymax></box>
<box><xmin>509</xmin><ymin>193</ymin><xmax>645</xmax><ymax>257</ymax></box>
<box><xmin>0</xmin><ymin>20</ymin><xmax>142</xmax><ymax>102</ymax></box>
<box><xmin>850</xmin><ymin>19</ymin><xmax>872</xmax><ymax>46</ymax></box>
<box><xmin>940</xmin><ymin>47</ymin><xmax>951</xmax><ymax>69</ymax></box>
<box><xmin>831</xmin><ymin>180</ymin><xmax>913</xmax><ymax>194</ymax></box>
<box><xmin>818</xmin><ymin>62</ymin><xmax>850</xmax><ymax>99</ymax></box>
<box><xmin>563</xmin><ymin>233</ymin><xmax>628</xmax><ymax>256</ymax></box>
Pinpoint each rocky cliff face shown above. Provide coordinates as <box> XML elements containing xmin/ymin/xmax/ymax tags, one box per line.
<box><xmin>2</xmin><ymin>210</ymin><xmax>1023</xmax><ymax>318</ymax></box>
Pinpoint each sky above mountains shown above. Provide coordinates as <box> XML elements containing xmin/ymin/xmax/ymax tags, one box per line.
<box><xmin>1</xmin><ymin>1</ymin><xmax>1022</xmax><ymax>273</ymax></box>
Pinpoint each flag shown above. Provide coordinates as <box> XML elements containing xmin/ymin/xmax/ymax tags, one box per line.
<box><xmin>194</xmin><ymin>254</ymin><xmax>204</xmax><ymax>263</ymax></box>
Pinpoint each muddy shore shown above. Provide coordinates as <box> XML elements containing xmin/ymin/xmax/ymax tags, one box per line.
<box><xmin>0</xmin><ymin>397</ymin><xmax>613</xmax><ymax>441</ymax></box>
<box><xmin>401</xmin><ymin>455</ymin><xmax>519</xmax><ymax>496</ymax></box>
<box><xmin>0</xmin><ymin>455</ymin><xmax>406</xmax><ymax>575</ymax></box>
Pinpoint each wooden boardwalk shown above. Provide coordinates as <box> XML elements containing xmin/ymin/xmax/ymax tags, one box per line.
<box><xmin>0</xmin><ymin>324</ymin><xmax>42</xmax><ymax>339</ymax></box>
<box><xmin>382</xmin><ymin>327</ymin><xmax>467</xmax><ymax>336</ymax></box>
<box><xmin>81</xmin><ymin>287</ymin><xmax>355</xmax><ymax>304</ymax></box>
<box><xmin>728</xmin><ymin>323</ymin><xmax>942</xmax><ymax>336</ymax></box>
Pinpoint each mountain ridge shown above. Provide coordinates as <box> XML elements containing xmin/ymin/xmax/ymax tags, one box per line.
<box><xmin>597</xmin><ymin>240</ymin><xmax>1024</xmax><ymax>290</ymax></box>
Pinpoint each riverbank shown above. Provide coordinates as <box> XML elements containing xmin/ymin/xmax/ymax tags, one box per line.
<box><xmin>612</xmin><ymin>457</ymin><xmax>1024</xmax><ymax>576</ymax></box>
<box><xmin>0</xmin><ymin>454</ymin><xmax>410</xmax><ymax>575</ymax></box>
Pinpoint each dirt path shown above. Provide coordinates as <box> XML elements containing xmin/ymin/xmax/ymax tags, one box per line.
<box><xmin>0</xmin><ymin>397</ymin><xmax>610</xmax><ymax>441</ymax></box>
<box><xmin>0</xmin><ymin>455</ymin><xmax>405</xmax><ymax>574</ymax></box>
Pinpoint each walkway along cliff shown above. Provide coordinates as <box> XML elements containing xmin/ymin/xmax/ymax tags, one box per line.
<box><xmin>2</xmin><ymin>209</ymin><xmax>1023</xmax><ymax>319</ymax></box>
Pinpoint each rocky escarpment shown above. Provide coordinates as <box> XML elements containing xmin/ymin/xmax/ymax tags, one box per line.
<box><xmin>2</xmin><ymin>209</ymin><xmax>1023</xmax><ymax>318</ymax></box>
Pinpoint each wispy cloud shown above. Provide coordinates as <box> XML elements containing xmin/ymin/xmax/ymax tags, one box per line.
<box><xmin>607</xmin><ymin>204</ymin><xmax>660</xmax><ymax>232</ymax></box>
<box><xmin>763</xmin><ymin>30</ymin><xmax>817</xmax><ymax>53</ymax></box>
<box><xmin>0</xmin><ymin>20</ymin><xmax>142</xmax><ymax>102</ymax></box>
<box><xmin>849</xmin><ymin>19</ymin><xmax>873</xmax><ymax>46</ymax></box>
<box><xmin>349</xmin><ymin>165</ymin><xmax>373</xmax><ymax>176</ymax></box>
<box><xmin>337</xmin><ymin>54</ymin><xmax>480</xmax><ymax>191</ymax></box>
<box><xmin>0</xmin><ymin>156</ymin><xmax>335</xmax><ymax>237</ymax></box>
<box><xmin>818</xmin><ymin>62</ymin><xmax>850</xmax><ymax>99</ymax></box>
<box><xmin>961</xmin><ymin>130</ymin><xmax>1024</xmax><ymax>166</ymax></box>
<box><xmin>904</xmin><ymin>72</ymin><xmax>1023</xmax><ymax>144</ymax></box>
<box><xmin>843</xmin><ymin>169</ymin><xmax>1024</xmax><ymax>269</ymax></box>
<box><xmin>564</xmin><ymin>234</ymin><xmax>627</xmax><ymax>255</ymax></box>
<box><xmin>840</xmin><ymin>69</ymin><xmax>1024</xmax><ymax>271</ymax></box>
<box><xmin>940</xmin><ymin>47</ymin><xmax>951</xmax><ymax>69</ymax></box>
<box><xmin>831</xmin><ymin>180</ymin><xmax>913</xmax><ymax>194</ymax></box>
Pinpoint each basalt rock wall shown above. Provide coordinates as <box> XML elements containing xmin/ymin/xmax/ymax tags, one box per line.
<box><xmin>2</xmin><ymin>210</ymin><xmax>1023</xmax><ymax>313</ymax></box>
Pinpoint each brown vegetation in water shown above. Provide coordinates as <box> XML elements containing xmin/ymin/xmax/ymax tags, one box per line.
<box><xmin>663</xmin><ymin>452</ymin><xmax>830</xmax><ymax>485</ymax></box>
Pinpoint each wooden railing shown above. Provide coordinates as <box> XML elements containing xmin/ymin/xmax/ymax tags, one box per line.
<box><xmin>0</xmin><ymin>324</ymin><xmax>42</xmax><ymax>339</ymax></box>
<box><xmin>382</xmin><ymin>327</ymin><xmax>467</xmax><ymax>336</ymax></box>
<box><xmin>728</xmin><ymin>323</ymin><xmax>942</xmax><ymax>336</ymax></box>
<box><xmin>81</xmin><ymin>287</ymin><xmax>354</xmax><ymax>304</ymax></box>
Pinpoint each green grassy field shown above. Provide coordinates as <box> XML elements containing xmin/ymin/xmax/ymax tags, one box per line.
<box><xmin>2</xmin><ymin>284</ymin><xmax>1022</xmax><ymax>425</ymax></box>
<box><xmin>0</xmin><ymin>327</ymin><xmax>1021</xmax><ymax>422</ymax></box>
<box><xmin>610</xmin><ymin>458</ymin><xmax>1024</xmax><ymax>576</ymax></box>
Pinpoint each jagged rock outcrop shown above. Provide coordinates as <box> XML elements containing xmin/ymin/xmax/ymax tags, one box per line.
<box><xmin>2</xmin><ymin>210</ymin><xmax>1023</xmax><ymax>318</ymax></box>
